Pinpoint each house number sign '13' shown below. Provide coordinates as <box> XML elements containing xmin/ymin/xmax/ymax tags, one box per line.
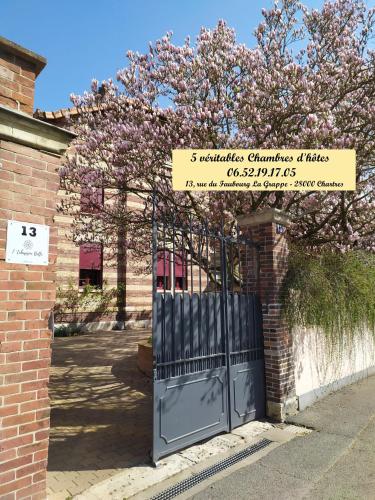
<box><xmin>5</xmin><ymin>220</ymin><xmax>50</xmax><ymax>266</ymax></box>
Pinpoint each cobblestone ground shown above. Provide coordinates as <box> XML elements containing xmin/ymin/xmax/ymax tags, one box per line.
<box><xmin>47</xmin><ymin>330</ymin><xmax>152</xmax><ymax>499</ymax></box>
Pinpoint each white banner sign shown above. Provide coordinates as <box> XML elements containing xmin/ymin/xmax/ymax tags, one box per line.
<box><xmin>6</xmin><ymin>220</ymin><xmax>50</xmax><ymax>265</ymax></box>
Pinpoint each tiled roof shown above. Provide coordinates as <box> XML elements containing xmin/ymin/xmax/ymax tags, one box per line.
<box><xmin>33</xmin><ymin>106</ymin><xmax>100</xmax><ymax>121</ymax></box>
<box><xmin>34</xmin><ymin>99</ymin><xmax>157</xmax><ymax>125</ymax></box>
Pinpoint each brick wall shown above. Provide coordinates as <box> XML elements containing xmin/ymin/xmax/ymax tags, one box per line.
<box><xmin>0</xmin><ymin>36</ymin><xmax>46</xmax><ymax>115</ymax></box>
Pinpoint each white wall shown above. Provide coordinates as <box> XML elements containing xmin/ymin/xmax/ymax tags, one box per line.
<box><xmin>293</xmin><ymin>327</ymin><xmax>375</xmax><ymax>410</ymax></box>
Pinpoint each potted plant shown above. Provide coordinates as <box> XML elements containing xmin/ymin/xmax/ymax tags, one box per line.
<box><xmin>137</xmin><ymin>336</ymin><xmax>153</xmax><ymax>377</ymax></box>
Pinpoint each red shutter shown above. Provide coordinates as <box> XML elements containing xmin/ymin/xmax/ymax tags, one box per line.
<box><xmin>174</xmin><ymin>253</ymin><xmax>187</xmax><ymax>277</ymax></box>
<box><xmin>79</xmin><ymin>244</ymin><xmax>102</xmax><ymax>270</ymax></box>
<box><xmin>157</xmin><ymin>250</ymin><xmax>171</xmax><ymax>276</ymax></box>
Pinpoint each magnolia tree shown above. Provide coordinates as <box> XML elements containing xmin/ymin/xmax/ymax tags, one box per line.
<box><xmin>60</xmin><ymin>0</ymin><xmax>375</xmax><ymax>258</ymax></box>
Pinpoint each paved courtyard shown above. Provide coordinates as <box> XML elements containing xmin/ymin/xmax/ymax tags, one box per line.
<box><xmin>47</xmin><ymin>329</ymin><xmax>152</xmax><ymax>499</ymax></box>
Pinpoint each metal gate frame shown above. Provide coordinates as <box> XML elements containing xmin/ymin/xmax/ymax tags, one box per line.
<box><xmin>152</xmin><ymin>208</ymin><xmax>265</xmax><ymax>463</ymax></box>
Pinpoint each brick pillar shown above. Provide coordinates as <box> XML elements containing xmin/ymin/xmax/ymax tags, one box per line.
<box><xmin>0</xmin><ymin>106</ymin><xmax>73</xmax><ymax>497</ymax></box>
<box><xmin>238</xmin><ymin>208</ymin><xmax>297</xmax><ymax>421</ymax></box>
<box><xmin>0</xmin><ymin>35</ymin><xmax>46</xmax><ymax>115</ymax></box>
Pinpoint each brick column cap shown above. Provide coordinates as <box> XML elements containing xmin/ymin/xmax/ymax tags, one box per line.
<box><xmin>237</xmin><ymin>208</ymin><xmax>291</xmax><ymax>227</ymax></box>
<box><xmin>0</xmin><ymin>35</ymin><xmax>47</xmax><ymax>76</ymax></box>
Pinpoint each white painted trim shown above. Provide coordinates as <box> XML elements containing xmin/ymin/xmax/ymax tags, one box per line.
<box><xmin>238</xmin><ymin>208</ymin><xmax>291</xmax><ymax>227</ymax></box>
<box><xmin>54</xmin><ymin>319</ymin><xmax>152</xmax><ymax>333</ymax></box>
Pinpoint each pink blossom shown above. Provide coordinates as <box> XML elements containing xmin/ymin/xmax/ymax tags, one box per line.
<box><xmin>61</xmin><ymin>0</ymin><xmax>375</xmax><ymax>256</ymax></box>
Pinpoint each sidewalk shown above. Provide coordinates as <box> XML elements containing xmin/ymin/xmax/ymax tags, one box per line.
<box><xmin>180</xmin><ymin>374</ymin><xmax>375</xmax><ymax>500</ymax></box>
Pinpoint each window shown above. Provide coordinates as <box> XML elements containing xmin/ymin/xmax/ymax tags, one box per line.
<box><xmin>174</xmin><ymin>253</ymin><xmax>187</xmax><ymax>290</ymax></box>
<box><xmin>157</xmin><ymin>250</ymin><xmax>171</xmax><ymax>290</ymax></box>
<box><xmin>156</xmin><ymin>250</ymin><xmax>187</xmax><ymax>291</ymax></box>
<box><xmin>79</xmin><ymin>243</ymin><xmax>103</xmax><ymax>287</ymax></box>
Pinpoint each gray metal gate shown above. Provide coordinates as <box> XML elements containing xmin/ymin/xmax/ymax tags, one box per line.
<box><xmin>152</xmin><ymin>210</ymin><xmax>265</xmax><ymax>462</ymax></box>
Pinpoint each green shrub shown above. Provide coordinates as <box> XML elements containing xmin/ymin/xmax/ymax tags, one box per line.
<box><xmin>54</xmin><ymin>324</ymin><xmax>83</xmax><ymax>337</ymax></box>
<box><xmin>55</xmin><ymin>280</ymin><xmax>126</xmax><ymax>316</ymax></box>
<box><xmin>282</xmin><ymin>248</ymin><xmax>375</xmax><ymax>343</ymax></box>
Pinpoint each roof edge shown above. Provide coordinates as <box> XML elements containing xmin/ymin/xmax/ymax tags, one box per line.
<box><xmin>0</xmin><ymin>105</ymin><xmax>75</xmax><ymax>156</ymax></box>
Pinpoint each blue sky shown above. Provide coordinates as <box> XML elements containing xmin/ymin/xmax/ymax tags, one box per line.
<box><xmin>1</xmin><ymin>0</ymin><xmax>369</xmax><ymax>111</ymax></box>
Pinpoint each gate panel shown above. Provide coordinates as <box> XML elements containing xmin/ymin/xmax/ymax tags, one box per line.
<box><xmin>153</xmin><ymin>368</ymin><xmax>228</xmax><ymax>460</ymax></box>
<box><xmin>153</xmin><ymin>292</ymin><xmax>228</xmax><ymax>462</ymax></box>
<box><xmin>228</xmin><ymin>293</ymin><xmax>265</xmax><ymax>428</ymax></box>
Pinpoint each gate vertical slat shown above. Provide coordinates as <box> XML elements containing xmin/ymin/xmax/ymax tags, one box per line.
<box><xmin>236</xmin><ymin>293</ymin><xmax>241</xmax><ymax>353</ymax></box>
<box><xmin>237</xmin><ymin>238</ymin><xmax>243</xmax><ymax>352</ymax></box>
<box><xmin>209</xmin><ymin>295</ymin><xmax>215</xmax><ymax>358</ymax></box>
<box><xmin>221</xmin><ymin>231</ymin><xmax>232</xmax><ymax>431</ymax></box>
<box><xmin>213</xmin><ymin>292</ymin><xmax>218</xmax><ymax>366</ymax></box>
<box><xmin>174</xmin><ymin>294</ymin><xmax>181</xmax><ymax>374</ymax></box>
<box><xmin>171</xmin><ymin>219</ymin><xmax>176</xmax><ymax>377</ymax></box>
<box><xmin>241</xmin><ymin>295</ymin><xmax>247</xmax><ymax>358</ymax></box>
<box><xmin>152</xmin><ymin>204</ymin><xmax>158</xmax><ymax>379</ymax></box>
<box><xmin>205</xmin><ymin>226</ymin><xmax>210</xmax><ymax>363</ymax></box>
<box><xmin>183</xmin><ymin>294</ymin><xmax>190</xmax><ymax>374</ymax></box>
<box><xmin>192</xmin><ymin>293</ymin><xmax>199</xmax><ymax>364</ymax></box>
<box><xmin>181</xmin><ymin>232</ymin><xmax>185</xmax><ymax>376</ymax></box>
<box><xmin>179</xmin><ymin>294</ymin><xmax>184</xmax><ymax>376</ymax></box>
<box><xmin>201</xmin><ymin>289</ymin><xmax>207</xmax><ymax>369</ymax></box>
<box><xmin>213</xmin><ymin>239</ymin><xmax>218</xmax><ymax>366</ymax></box>
<box><xmin>256</xmin><ymin>295</ymin><xmax>264</xmax><ymax>359</ymax></box>
<box><xmin>254</xmin><ymin>295</ymin><xmax>260</xmax><ymax>359</ymax></box>
<box><xmin>251</xmin><ymin>295</ymin><xmax>255</xmax><ymax>361</ymax></box>
<box><xmin>188</xmin><ymin>293</ymin><xmax>193</xmax><ymax>372</ymax></box>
